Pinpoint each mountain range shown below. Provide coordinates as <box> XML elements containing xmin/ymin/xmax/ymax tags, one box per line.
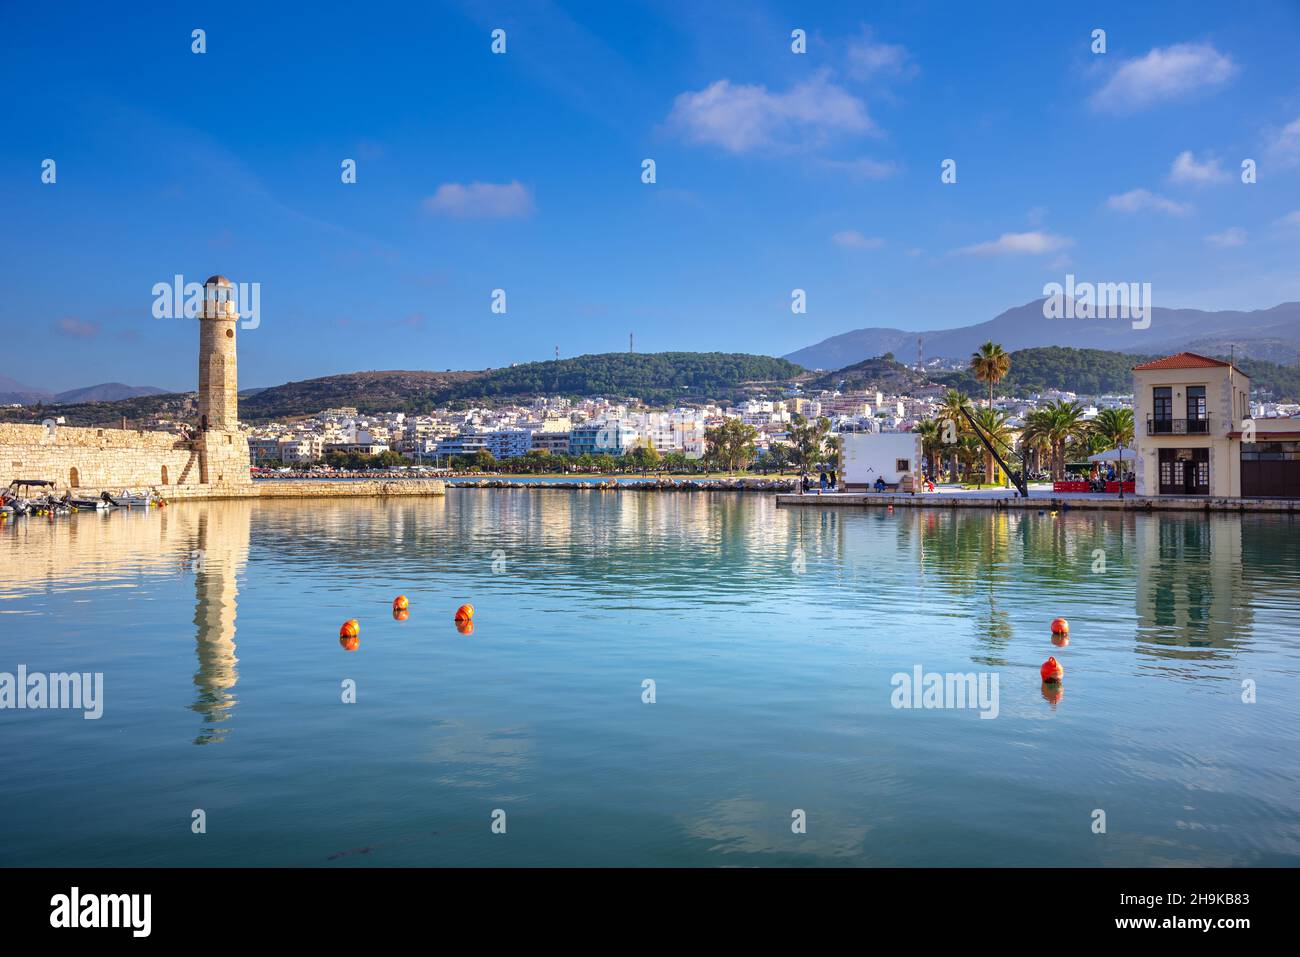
<box><xmin>783</xmin><ymin>299</ymin><xmax>1300</xmax><ymax>370</ymax></box>
<box><xmin>0</xmin><ymin>376</ymin><xmax>168</xmax><ymax>406</ymax></box>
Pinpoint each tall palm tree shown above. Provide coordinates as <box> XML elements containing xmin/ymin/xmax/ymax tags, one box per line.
<box><xmin>970</xmin><ymin>341</ymin><xmax>1011</xmax><ymax>409</ymax></box>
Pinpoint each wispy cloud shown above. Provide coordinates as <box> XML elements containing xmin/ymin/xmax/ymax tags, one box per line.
<box><xmin>1277</xmin><ymin>210</ymin><xmax>1300</xmax><ymax>229</ymax></box>
<box><xmin>1205</xmin><ymin>227</ymin><xmax>1246</xmax><ymax>248</ymax></box>
<box><xmin>1266</xmin><ymin>115</ymin><xmax>1300</xmax><ymax>168</ymax></box>
<box><xmin>954</xmin><ymin>231</ymin><xmax>1072</xmax><ymax>256</ymax></box>
<box><xmin>55</xmin><ymin>317</ymin><xmax>100</xmax><ymax>339</ymax></box>
<box><xmin>422</xmin><ymin>181</ymin><xmax>535</xmax><ymax>219</ymax></box>
<box><xmin>832</xmin><ymin>230</ymin><xmax>885</xmax><ymax>249</ymax></box>
<box><xmin>846</xmin><ymin>29</ymin><xmax>916</xmax><ymax>82</ymax></box>
<box><xmin>1169</xmin><ymin>150</ymin><xmax>1229</xmax><ymax>185</ymax></box>
<box><xmin>1105</xmin><ymin>188</ymin><xmax>1192</xmax><ymax>216</ymax></box>
<box><xmin>667</xmin><ymin>71</ymin><xmax>874</xmax><ymax>153</ymax></box>
<box><xmin>1089</xmin><ymin>43</ymin><xmax>1235</xmax><ymax>113</ymax></box>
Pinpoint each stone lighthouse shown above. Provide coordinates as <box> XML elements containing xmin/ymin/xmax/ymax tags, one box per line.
<box><xmin>199</xmin><ymin>275</ymin><xmax>240</xmax><ymax>431</ymax></box>
<box><xmin>196</xmin><ymin>275</ymin><xmax>251</xmax><ymax>486</ymax></box>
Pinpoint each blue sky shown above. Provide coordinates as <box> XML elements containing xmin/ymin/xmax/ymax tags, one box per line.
<box><xmin>2</xmin><ymin>0</ymin><xmax>1299</xmax><ymax>392</ymax></box>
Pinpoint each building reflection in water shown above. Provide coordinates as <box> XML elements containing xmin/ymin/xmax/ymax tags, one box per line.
<box><xmin>189</xmin><ymin>503</ymin><xmax>251</xmax><ymax>744</ymax></box>
<box><xmin>1134</xmin><ymin>514</ymin><xmax>1248</xmax><ymax>661</ymax></box>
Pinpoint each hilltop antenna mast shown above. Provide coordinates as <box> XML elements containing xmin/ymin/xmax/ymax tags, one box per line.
<box><xmin>630</xmin><ymin>332</ymin><xmax>634</xmax><ymax>354</ymax></box>
<box><xmin>917</xmin><ymin>336</ymin><xmax>924</xmax><ymax>370</ymax></box>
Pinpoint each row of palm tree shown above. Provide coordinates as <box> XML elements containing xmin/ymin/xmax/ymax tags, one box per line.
<box><xmin>917</xmin><ymin>392</ymin><xmax>1135</xmax><ymax>484</ymax></box>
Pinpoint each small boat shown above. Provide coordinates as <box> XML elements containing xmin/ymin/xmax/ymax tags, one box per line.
<box><xmin>57</xmin><ymin>492</ymin><xmax>112</xmax><ymax>511</ymax></box>
<box><xmin>3</xmin><ymin>479</ymin><xmax>57</xmax><ymax>517</ymax></box>
<box><xmin>112</xmin><ymin>489</ymin><xmax>157</xmax><ymax>508</ymax></box>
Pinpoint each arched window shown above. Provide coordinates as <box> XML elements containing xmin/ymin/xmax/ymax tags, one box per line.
<box><xmin>69</xmin><ymin>467</ymin><xmax>79</xmax><ymax>488</ymax></box>
<box><xmin>161</xmin><ymin>465</ymin><xmax>169</xmax><ymax>486</ymax></box>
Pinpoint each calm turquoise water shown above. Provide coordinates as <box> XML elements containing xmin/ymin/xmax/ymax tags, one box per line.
<box><xmin>1</xmin><ymin>493</ymin><xmax>1298</xmax><ymax>866</ymax></box>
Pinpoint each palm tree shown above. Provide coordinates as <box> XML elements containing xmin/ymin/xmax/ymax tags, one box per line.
<box><xmin>1093</xmin><ymin>407</ymin><xmax>1135</xmax><ymax>450</ymax></box>
<box><xmin>937</xmin><ymin>389</ymin><xmax>973</xmax><ymax>482</ymax></box>
<box><xmin>1043</xmin><ymin>400</ymin><xmax>1089</xmax><ymax>479</ymax></box>
<box><xmin>971</xmin><ymin>407</ymin><xmax>1013</xmax><ymax>485</ymax></box>
<box><xmin>915</xmin><ymin>419</ymin><xmax>943</xmax><ymax>479</ymax></box>
<box><xmin>1018</xmin><ymin>408</ymin><xmax>1054</xmax><ymax>477</ymax></box>
<box><xmin>970</xmin><ymin>341</ymin><xmax>1011</xmax><ymax>409</ymax></box>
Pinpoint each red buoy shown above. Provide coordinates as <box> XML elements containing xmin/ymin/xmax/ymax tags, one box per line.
<box><xmin>393</xmin><ymin>595</ymin><xmax>409</xmax><ymax>612</ymax></box>
<box><xmin>1051</xmin><ymin>617</ymin><xmax>1069</xmax><ymax>635</ymax></box>
<box><xmin>454</xmin><ymin>603</ymin><xmax>475</xmax><ymax>622</ymax></box>
<box><xmin>1040</xmin><ymin>656</ymin><xmax>1064</xmax><ymax>683</ymax></box>
<box><xmin>339</xmin><ymin>619</ymin><xmax>360</xmax><ymax>640</ymax></box>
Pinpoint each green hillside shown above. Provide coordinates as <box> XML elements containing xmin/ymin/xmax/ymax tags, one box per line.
<box><xmin>935</xmin><ymin>346</ymin><xmax>1300</xmax><ymax>400</ymax></box>
<box><xmin>803</xmin><ymin>353</ymin><xmax>931</xmax><ymax>393</ymax></box>
<box><xmin>936</xmin><ymin>347</ymin><xmax>1145</xmax><ymax>395</ymax></box>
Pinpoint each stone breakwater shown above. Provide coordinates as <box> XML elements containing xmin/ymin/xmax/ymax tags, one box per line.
<box><xmin>162</xmin><ymin>479</ymin><xmax>447</xmax><ymax>500</ymax></box>
<box><xmin>449</xmin><ymin>478</ymin><xmax>797</xmax><ymax>492</ymax></box>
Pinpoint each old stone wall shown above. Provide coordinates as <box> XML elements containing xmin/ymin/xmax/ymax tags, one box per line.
<box><xmin>0</xmin><ymin>422</ymin><xmax>247</xmax><ymax>492</ymax></box>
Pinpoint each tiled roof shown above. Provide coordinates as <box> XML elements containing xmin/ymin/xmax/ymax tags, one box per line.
<box><xmin>1132</xmin><ymin>352</ymin><xmax>1234</xmax><ymax>371</ymax></box>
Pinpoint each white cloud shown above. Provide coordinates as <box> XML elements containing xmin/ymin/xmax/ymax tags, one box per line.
<box><xmin>846</xmin><ymin>30</ymin><xmax>915</xmax><ymax>81</ymax></box>
<box><xmin>955</xmin><ymin>231</ymin><xmax>1073</xmax><ymax>256</ymax></box>
<box><xmin>1277</xmin><ymin>210</ymin><xmax>1300</xmax><ymax>228</ymax></box>
<box><xmin>1105</xmin><ymin>188</ymin><xmax>1192</xmax><ymax>216</ymax></box>
<box><xmin>1266</xmin><ymin>116</ymin><xmax>1300</xmax><ymax>168</ymax></box>
<box><xmin>1089</xmin><ymin>43</ymin><xmax>1235</xmax><ymax>113</ymax></box>
<box><xmin>1169</xmin><ymin>150</ymin><xmax>1229</xmax><ymax>185</ymax></box>
<box><xmin>422</xmin><ymin>181</ymin><xmax>534</xmax><ymax>219</ymax></box>
<box><xmin>1205</xmin><ymin>227</ymin><xmax>1246</xmax><ymax>248</ymax></box>
<box><xmin>668</xmin><ymin>72</ymin><xmax>874</xmax><ymax>152</ymax></box>
<box><xmin>832</xmin><ymin>230</ymin><xmax>885</xmax><ymax>249</ymax></box>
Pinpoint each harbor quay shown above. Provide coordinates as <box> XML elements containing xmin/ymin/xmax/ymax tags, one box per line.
<box><xmin>776</xmin><ymin>490</ymin><xmax>1300</xmax><ymax>513</ymax></box>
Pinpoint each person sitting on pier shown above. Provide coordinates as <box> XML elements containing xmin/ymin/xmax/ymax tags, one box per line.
<box><xmin>874</xmin><ymin>476</ymin><xmax>887</xmax><ymax>493</ymax></box>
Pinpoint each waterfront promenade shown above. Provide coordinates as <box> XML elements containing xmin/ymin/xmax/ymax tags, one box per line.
<box><xmin>777</xmin><ymin>486</ymin><xmax>1300</xmax><ymax>512</ymax></box>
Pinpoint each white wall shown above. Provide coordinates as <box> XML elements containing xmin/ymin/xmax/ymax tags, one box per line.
<box><xmin>842</xmin><ymin>433</ymin><xmax>922</xmax><ymax>487</ymax></box>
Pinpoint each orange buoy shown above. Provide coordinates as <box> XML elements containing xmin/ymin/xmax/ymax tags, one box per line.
<box><xmin>393</xmin><ymin>608</ymin><xmax>410</xmax><ymax>622</ymax></box>
<box><xmin>339</xmin><ymin>634</ymin><xmax>360</xmax><ymax>652</ymax></box>
<box><xmin>1051</xmin><ymin>632</ymin><xmax>1069</xmax><ymax>648</ymax></box>
<box><xmin>339</xmin><ymin>619</ymin><xmax>360</xmax><ymax>640</ymax></box>
<box><xmin>1050</xmin><ymin>618</ymin><xmax>1069</xmax><ymax>635</ymax></box>
<box><xmin>393</xmin><ymin>595</ymin><xmax>409</xmax><ymax>612</ymax></box>
<box><xmin>455</xmin><ymin>618</ymin><xmax>475</xmax><ymax>636</ymax></box>
<box><xmin>1040</xmin><ymin>656</ymin><xmax>1064</xmax><ymax>683</ymax></box>
<box><xmin>454</xmin><ymin>603</ymin><xmax>475</xmax><ymax>622</ymax></box>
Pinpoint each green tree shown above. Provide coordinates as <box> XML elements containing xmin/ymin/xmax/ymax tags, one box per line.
<box><xmin>970</xmin><ymin>341</ymin><xmax>1011</xmax><ymax>409</ymax></box>
<box><xmin>785</xmin><ymin>414</ymin><xmax>832</xmax><ymax>486</ymax></box>
<box><xmin>1093</xmin><ymin>407</ymin><xmax>1135</xmax><ymax>450</ymax></box>
<box><xmin>704</xmin><ymin>418</ymin><xmax>759</xmax><ymax>472</ymax></box>
<box><xmin>1042</xmin><ymin>400</ymin><xmax>1089</xmax><ymax>479</ymax></box>
<box><xmin>915</xmin><ymin>419</ymin><xmax>943</xmax><ymax>480</ymax></box>
<box><xmin>936</xmin><ymin>389</ymin><xmax>974</xmax><ymax>482</ymax></box>
<box><xmin>628</xmin><ymin>441</ymin><xmax>661</xmax><ymax>474</ymax></box>
<box><xmin>970</xmin><ymin>407</ymin><xmax>1013</xmax><ymax>485</ymax></box>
